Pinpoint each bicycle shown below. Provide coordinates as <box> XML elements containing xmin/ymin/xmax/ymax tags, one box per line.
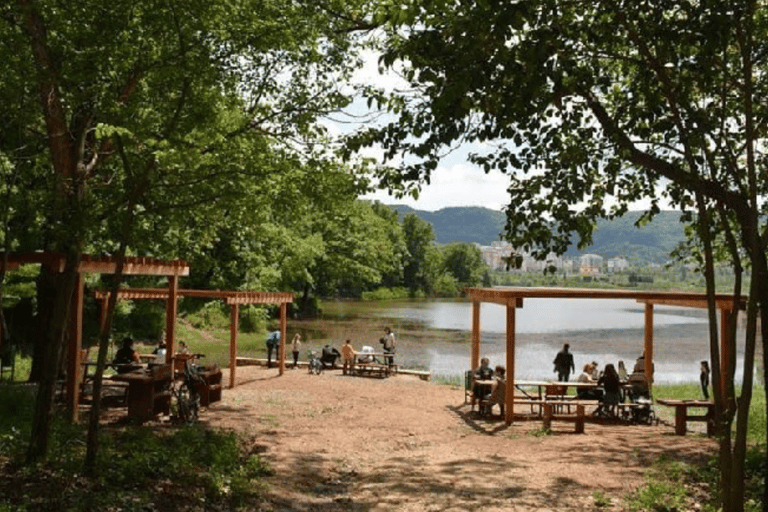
<box><xmin>307</xmin><ymin>350</ymin><xmax>323</xmax><ymax>375</ymax></box>
<box><xmin>172</xmin><ymin>354</ymin><xmax>205</xmax><ymax>424</ymax></box>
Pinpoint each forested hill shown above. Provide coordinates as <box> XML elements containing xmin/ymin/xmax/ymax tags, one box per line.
<box><xmin>388</xmin><ymin>205</ymin><xmax>687</xmax><ymax>262</ymax></box>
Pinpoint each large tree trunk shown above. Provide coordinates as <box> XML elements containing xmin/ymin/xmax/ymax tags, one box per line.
<box><xmin>26</xmin><ymin>252</ymin><xmax>80</xmax><ymax>463</ymax></box>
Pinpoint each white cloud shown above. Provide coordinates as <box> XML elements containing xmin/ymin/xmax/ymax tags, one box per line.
<box><xmin>362</xmin><ymin>162</ymin><xmax>511</xmax><ymax>212</ymax></box>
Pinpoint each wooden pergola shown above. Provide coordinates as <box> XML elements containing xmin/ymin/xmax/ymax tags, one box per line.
<box><xmin>0</xmin><ymin>253</ymin><xmax>190</xmax><ymax>422</ymax></box>
<box><xmin>464</xmin><ymin>287</ymin><xmax>747</xmax><ymax>425</ymax></box>
<box><xmin>93</xmin><ymin>288</ymin><xmax>294</xmax><ymax>389</ymax></box>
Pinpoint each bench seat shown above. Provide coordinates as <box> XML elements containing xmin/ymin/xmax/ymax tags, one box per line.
<box><xmin>542</xmin><ymin>403</ymin><xmax>586</xmax><ymax>433</ymax></box>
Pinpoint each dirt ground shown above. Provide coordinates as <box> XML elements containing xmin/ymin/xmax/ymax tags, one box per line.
<box><xmin>202</xmin><ymin>365</ymin><xmax>716</xmax><ymax>512</ymax></box>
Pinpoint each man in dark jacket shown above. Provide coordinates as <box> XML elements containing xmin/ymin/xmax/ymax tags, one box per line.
<box><xmin>553</xmin><ymin>343</ymin><xmax>575</xmax><ymax>382</ymax></box>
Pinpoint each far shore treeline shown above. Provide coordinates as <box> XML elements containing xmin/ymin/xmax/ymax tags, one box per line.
<box><xmin>2</xmin><ymin>203</ymin><xmax>728</xmax><ymax>350</ymax></box>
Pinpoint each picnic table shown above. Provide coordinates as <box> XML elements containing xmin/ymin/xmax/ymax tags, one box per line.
<box><xmin>110</xmin><ymin>365</ymin><xmax>172</xmax><ymax>423</ymax></box>
<box><xmin>655</xmin><ymin>398</ymin><xmax>715</xmax><ymax>436</ymax></box>
<box><xmin>353</xmin><ymin>361</ymin><xmax>392</xmax><ymax>378</ymax></box>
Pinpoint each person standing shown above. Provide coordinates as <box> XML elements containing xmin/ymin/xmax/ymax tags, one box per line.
<box><xmin>552</xmin><ymin>343</ymin><xmax>575</xmax><ymax>382</ymax></box>
<box><xmin>700</xmin><ymin>360</ymin><xmax>710</xmax><ymax>400</ymax></box>
<box><xmin>382</xmin><ymin>326</ymin><xmax>396</xmax><ymax>366</ymax></box>
<box><xmin>290</xmin><ymin>333</ymin><xmax>301</xmax><ymax>369</ymax></box>
<box><xmin>341</xmin><ymin>339</ymin><xmax>356</xmax><ymax>375</ymax></box>
<box><xmin>265</xmin><ymin>330</ymin><xmax>280</xmax><ymax>368</ymax></box>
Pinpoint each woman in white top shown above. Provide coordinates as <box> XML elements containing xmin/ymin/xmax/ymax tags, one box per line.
<box><xmin>291</xmin><ymin>333</ymin><xmax>301</xmax><ymax>368</ymax></box>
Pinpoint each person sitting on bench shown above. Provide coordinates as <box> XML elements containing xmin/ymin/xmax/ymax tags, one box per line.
<box><xmin>596</xmin><ymin>363</ymin><xmax>622</xmax><ymax>416</ymax></box>
<box><xmin>112</xmin><ymin>337</ymin><xmax>141</xmax><ymax>374</ymax></box>
<box><xmin>576</xmin><ymin>362</ymin><xmax>603</xmax><ymax>400</ymax></box>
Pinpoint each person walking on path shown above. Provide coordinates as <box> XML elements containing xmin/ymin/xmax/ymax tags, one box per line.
<box><xmin>553</xmin><ymin>344</ymin><xmax>575</xmax><ymax>382</ymax></box>
<box><xmin>266</xmin><ymin>330</ymin><xmax>280</xmax><ymax>368</ymax></box>
<box><xmin>290</xmin><ymin>333</ymin><xmax>301</xmax><ymax>369</ymax></box>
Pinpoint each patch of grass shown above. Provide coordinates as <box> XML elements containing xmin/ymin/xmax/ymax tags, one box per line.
<box><xmin>434</xmin><ymin>374</ymin><xmax>462</xmax><ymax>387</ymax></box>
<box><xmin>529</xmin><ymin>427</ymin><xmax>552</xmax><ymax>437</ymax></box>
<box><xmin>628</xmin><ymin>481</ymin><xmax>689</xmax><ymax>511</ymax></box>
<box><xmin>593</xmin><ymin>490</ymin><xmax>611</xmax><ymax>507</ymax></box>
<box><xmin>653</xmin><ymin>381</ymin><xmax>766</xmax><ymax>444</ymax></box>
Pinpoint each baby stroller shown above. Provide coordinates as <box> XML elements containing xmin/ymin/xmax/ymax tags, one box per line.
<box><xmin>307</xmin><ymin>351</ymin><xmax>323</xmax><ymax>375</ymax></box>
<box><xmin>630</xmin><ymin>397</ymin><xmax>657</xmax><ymax>425</ymax></box>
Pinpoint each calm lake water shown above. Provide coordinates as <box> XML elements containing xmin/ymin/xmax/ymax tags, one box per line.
<box><xmin>311</xmin><ymin>297</ymin><xmax>748</xmax><ymax>384</ymax></box>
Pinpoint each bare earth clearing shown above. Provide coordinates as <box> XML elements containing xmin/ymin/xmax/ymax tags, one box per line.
<box><xmin>203</xmin><ymin>365</ymin><xmax>716</xmax><ymax>512</ymax></box>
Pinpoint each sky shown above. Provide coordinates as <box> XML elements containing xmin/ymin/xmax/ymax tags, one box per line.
<box><xmin>346</xmin><ymin>46</ymin><xmax>514</xmax><ymax>213</ymax></box>
<box><xmin>360</xmin><ymin>161</ymin><xmax>512</xmax><ymax>213</ymax></box>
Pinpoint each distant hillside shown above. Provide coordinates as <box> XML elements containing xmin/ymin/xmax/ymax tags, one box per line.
<box><xmin>388</xmin><ymin>205</ymin><xmax>687</xmax><ymax>263</ymax></box>
<box><xmin>389</xmin><ymin>205</ymin><xmax>506</xmax><ymax>245</ymax></box>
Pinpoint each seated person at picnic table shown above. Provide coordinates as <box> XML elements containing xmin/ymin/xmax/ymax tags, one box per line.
<box><xmin>576</xmin><ymin>363</ymin><xmax>603</xmax><ymax>400</ymax></box>
<box><xmin>628</xmin><ymin>352</ymin><xmax>654</xmax><ymax>400</ymax></box>
<box><xmin>320</xmin><ymin>344</ymin><xmax>341</xmax><ymax>368</ymax></box>
<box><xmin>595</xmin><ymin>363</ymin><xmax>622</xmax><ymax>415</ymax></box>
<box><xmin>486</xmin><ymin>365</ymin><xmax>506</xmax><ymax>417</ymax></box>
<box><xmin>112</xmin><ymin>337</ymin><xmax>141</xmax><ymax>374</ymax></box>
<box><xmin>357</xmin><ymin>345</ymin><xmax>375</xmax><ymax>363</ymax></box>
<box><xmin>472</xmin><ymin>357</ymin><xmax>495</xmax><ymax>401</ymax></box>
<box><xmin>340</xmin><ymin>339</ymin><xmax>356</xmax><ymax>374</ymax></box>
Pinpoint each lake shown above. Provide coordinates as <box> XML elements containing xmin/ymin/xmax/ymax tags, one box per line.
<box><xmin>296</xmin><ymin>297</ymin><xmax>747</xmax><ymax>384</ymax></box>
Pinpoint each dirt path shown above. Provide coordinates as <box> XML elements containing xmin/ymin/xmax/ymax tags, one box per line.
<box><xmin>204</xmin><ymin>366</ymin><xmax>715</xmax><ymax>512</ymax></box>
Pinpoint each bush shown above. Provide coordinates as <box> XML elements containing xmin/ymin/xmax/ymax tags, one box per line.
<box><xmin>361</xmin><ymin>287</ymin><xmax>410</xmax><ymax>301</ymax></box>
<box><xmin>0</xmin><ymin>385</ymin><xmax>272</xmax><ymax>510</ymax></box>
<box><xmin>239</xmin><ymin>305</ymin><xmax>267</xmax><ymax>333</ymax></box>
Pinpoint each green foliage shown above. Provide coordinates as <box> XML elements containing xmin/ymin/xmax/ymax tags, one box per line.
<box><xmin>238</xmin><ymin>305</ymin><xmax>268</xmax><ymax>334</ymax></box>
<box><xmin>0</xmin><ymin>385</ymin><xmax>271</xmax><ymax>510</ymax></box>
<box><xmin>361</xmin><ymin>287</ymin><xmax>410</xmax><ymax>300</ymax></box>
<box><xmin>440</xmin><ymin>243</ymin><xmax>485</xmax><ymax>289</ymax></box>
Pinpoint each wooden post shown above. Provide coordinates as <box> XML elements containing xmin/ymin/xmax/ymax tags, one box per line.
<box><xmin>719</xmin><ymin>307</ymin><xmax>729</xmax><ymax>402</ymax></box>
<box><xmin>471</xmin><ymin>300</ymin><xmax>480</xmax><ymax>371</ymax></box>
<box><xmin>229</xmin><ymin>304</ymin><xmax>239</xmax><ymax>388</ymax></box>
<box><xmin>67</xmin><ymin>271</ymin><xmax>85</xmax><ymax>422</ymax></box>
<box><xmin>644</xmin><ymin>303</ymin><xmax>654</xmax><ymax>389</ymax></box>
<box><xmin>165</xmin><ymin>275</ymin><xmax>178</xmax><ymax>358</ymax></box>
<box><xmin>279</xmin><ymin>303</ymin><xmax>287</xmax><ymax>376</ymax></box>
<box><xmin>505</xmin><ymin>300</ymin><xmax>516</xmax><ymax>424</ymax></box>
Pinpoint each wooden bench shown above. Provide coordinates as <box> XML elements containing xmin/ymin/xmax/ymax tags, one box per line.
<box><xmin>399</xmin><ymin>369</ymin><xmax>429</xmax><ymax>380</ymax></box>
<box><xmin>656</xmin><ymin>399</ymin><xmax>714</xmax><ymax>435</ymax></box>
<box><xmin>542</xmin><ymin>402</ymin><xmax>586</xmax><ymax>433</ymax></box>
<box><xmin>354</xmin><ymin>363</ymin><xmax>390</xmax><ymax>378</ymax></box>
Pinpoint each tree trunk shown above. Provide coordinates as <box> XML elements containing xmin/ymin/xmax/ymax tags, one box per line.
<box><xmin>26</xmin><ymin>252</ymin><xmax>80</xmax><ymax>463</ymax></box>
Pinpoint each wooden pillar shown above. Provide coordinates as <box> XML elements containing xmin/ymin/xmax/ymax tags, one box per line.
<box><xmin>644</xmin><ymin>303</ymin><xmax>654</xmax><ymax>389</ymax></box>
<box><xmin>67</xmin><ymin>271</ymin><xmax>85</xmax><ymax>422</ymax></box>
<box><xmin>505</xmin><ymin>300</ymin><xmax>516</xmax><ymax>425</ymax></box>
<box><xmin>471</xmin><ymin>300</ymin><xmax>481</xmax><ymax>371</ymax></box>
<box><xmin>165</xmin><ymin>275</ymin><xmax>178</xmax><ymax>358</ymax></box>
<box><xmin>719</xmin><ymin>308</ymin><xmax>729</xmax><ymax>401</ymax></box>
<box><xmin>279</xmin><ymin>303</ymin><xmax>287</xmax><ymax>376</ymax></box>
<box><xmin>229</xmin><ymin>304</ymin><xmax>239</xmax><ymax>388</ymax></box>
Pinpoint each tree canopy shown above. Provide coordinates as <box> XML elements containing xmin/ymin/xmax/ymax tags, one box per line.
<box><xmin>354</xmin><ymin>2</ymin><xmax>768</xmax><ymax>510</ymax></box>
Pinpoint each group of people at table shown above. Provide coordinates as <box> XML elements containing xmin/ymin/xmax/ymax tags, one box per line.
<box><xmin>471</xmin><ymin>343</ymin><xmax>653</xmax><ymax>418</ymax></box>
<box><xmin>111</xmin><ymin>336</ymin><xmax>191</xmax><ymax>373</ymax></box>
<box><xmin>264</xmin><ymin>327</ymin><xmax>397</xmax><ymax>373</ymax></box>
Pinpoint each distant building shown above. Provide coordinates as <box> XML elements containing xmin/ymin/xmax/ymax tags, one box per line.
<box><xmin>607</xmin><ymin>257</ymin><xmax>630</xmax><ymax>272</ymax></box>
<box><xmin>580</xmin><ymin>254</ymin><xmax>603</xmax><ymax>275</ymax></box>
